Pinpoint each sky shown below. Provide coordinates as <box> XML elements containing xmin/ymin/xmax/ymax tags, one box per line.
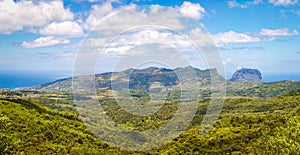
<box><xmin>0</xmin><ymin>0</ymin><xmax>300</xmax><ymax>82</ymax></box>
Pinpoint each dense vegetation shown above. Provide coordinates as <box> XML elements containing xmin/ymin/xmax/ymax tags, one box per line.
<box><xmin>226</xmin><ymin>80</ymin><xmax>300</xmax><ymax>98</ymax></box>
<box><xmin>0</xmin><ymin>88</ymin><xmax>299</xmax><ymax>154</ymax></box>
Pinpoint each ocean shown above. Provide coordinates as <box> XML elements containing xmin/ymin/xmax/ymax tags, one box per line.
<box><xmin>262</xmin><ymin>73</ymin><xmax>300</xmax><ymax>82</ymax></box>
<box><xmin>0</xmin><ymin>72</ymin><xmax>71</xmax><ymax>90</ymax></box>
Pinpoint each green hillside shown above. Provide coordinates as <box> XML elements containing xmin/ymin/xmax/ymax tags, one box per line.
<box><xmin>1</xmin><ymin>89</ymin><xmax>299</xmax><ymax>154</ymax></box>
<box><xmin>0</xmin><ymin>99</ymin><xmax>130</xmax><ymax>154</ymax></box>
<box><xmin>226</xmin><ymin>80</ymin><xmax>300</xmax><ymax>98</ymax></box>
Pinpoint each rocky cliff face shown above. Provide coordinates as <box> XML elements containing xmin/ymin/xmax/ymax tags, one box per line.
<box><xmin>230</xmin><ymin>68</ymin><xmax>263</xmax><ymax>83</ymax></box>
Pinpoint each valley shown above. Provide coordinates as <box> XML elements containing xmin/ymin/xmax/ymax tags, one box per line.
<box><xmin>0</xmin><ymin>66</ymin><xmax>299</xmax><ymax>154</ymax></box>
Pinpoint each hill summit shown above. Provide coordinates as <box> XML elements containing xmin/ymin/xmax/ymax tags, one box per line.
<box><xmin>230</xmin><ymin>68</ymin><xmax>263</xmax><ymax>83</ymax></box>
<box><xmin>23</xmin><ymin>66</ymin><xmax>223</xmax><ymax>92</ymax></box>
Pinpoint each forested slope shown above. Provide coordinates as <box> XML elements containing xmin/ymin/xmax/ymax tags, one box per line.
<box><xmin>0</xmin><ymin>89</ymin><xmax>299</xmax><ymax>154</ymax></box>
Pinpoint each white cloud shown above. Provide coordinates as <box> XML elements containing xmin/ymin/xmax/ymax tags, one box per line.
<box><xmin>83</xmin><ymin>1</ymin><xmax>139</xmax><ymax>30</ymax></box>
<box><xmin>83</xmin><ymin>38</ymin><xmax>108</xmax><ymax>47</ymax></box>
<box><xmin>269</xmin><ymin>0</ymin><xmax>298</xmax><ymax>6</ymax></box>
<box><xmin>83</xmin><ymin>3</ymin><xmax>184</xmax><ymax>32</ymax></box>
<box><xmin>87</xmin><ymin>0</ymin><xmax>120</xmax><ymax>2</ymax></box>
<box><xmin>214</xmin><ymin>28</ymin><xmax>298</xmax><ymax>47</ymax></box>
<box><xmin>228</xmin><ymin>0</ymin><xmax>263</xmax><ymax>8</ymax></box>
<box><xmin>80</xmin><ymin>1</ymin><xmax>213</xmax><ymax>60</ymax></box>
<box><xmin>0</xmin><ymin>0</ymin><xmax>74</xmax><ymax>34</ymax></box>
<box><xmin>83</xmin><ymin>1</ymin><xmax>206</xmax><ymax>31</ymax></box>
<box><xmin>223</xmin><ymin>58</ymin><xmax>232</xmax><ymax>65</ymax></box>
<box><xmin>84</xmin><ymin>2</ymin><xmax>182</xmax><ymax>31</ymax></box>
<box><xmin>188</xmin><ymin>28</ymin><xmax>216</xmax><ymax>47</ymax></box>
<box><xmin>38</xmin><ymin>51</ymin><xmax>77</xmax><ymax>60</ymax></box>
<box><xmin>82</xmin><ymin>29</ymin><xmax>205</xmax><ymax>58</ymax></box>
<box><xmin>83</xmin><ymin>2</ymin><xmax>117</xmax><ymax>30</ymax></box>
<box><xmin>21</xmin><ymin>36</ymin><xmax>70</xmax><ymax>48</ymax></box>
<box><xmin>179</xmin><ymin>1</ymin><xmax>205</xmax><ymax>20</ymax></box>
<box><xmin>96</xmin><ymin>30</ymin><xmax>183</xmax><ymax>52</ymax></box>
<box><xmin>228</xmin><ymin>1</ymin><xmax>247</xmax><ymax>8</ymax></box>
<box><xmin>39</xmin><ymin>21</ymin><xmax>84</xmax><ymax>37</ymax></box>
<box><xmin>213</xmin><ymin>31</ymin><xmax>260</xmax><ymax>46</ymax></box>
<box><xmin>253</xmin><ymin>0</ymin><xmax>264</xmax><ymax>4</ymax></box>
<box><xmin>87</xmin><ymin>0</ymin><xmax>99</xmax><ymax>2</ymax></box>
<box><xmin>259</xmin><ymin>28</ymin><xmax>298</xmax><ymax>36</ymax></box>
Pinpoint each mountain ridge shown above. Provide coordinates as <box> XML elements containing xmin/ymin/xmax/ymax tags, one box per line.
<box><xmin>22</xmin><ymin>66</ymin><xmax>223</xmax><ymax>92</ymax></box>
<box><xmin>19</xmin><ymin>66</ymin><xmax>300</xmax><ymax>99</ymax></box>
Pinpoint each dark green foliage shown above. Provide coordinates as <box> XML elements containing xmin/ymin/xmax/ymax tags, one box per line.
<box><xmin>100</xmin><ymin>98</ymin><xmax>179</xmax><ymax>131</ymax></box>
<box><xmin>227</xmin><ymin>80</ymin><xmax>300</xmax><ymax>98</ymax></box>
<box><xmin>0</xmin><ymin>89</ymin><xmax>299</xmax><ymax>154</ymax></box>
<box><xmin>0</xmin><ymin>99</ymin><xmax>129</xmax><ymax>154</ymax></box>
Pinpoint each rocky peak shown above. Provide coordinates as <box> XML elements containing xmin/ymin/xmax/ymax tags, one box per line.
<box><xmin>230</xmin><ymin>68</ymin><xmax>263</xmax><ymax>83</ymax></box>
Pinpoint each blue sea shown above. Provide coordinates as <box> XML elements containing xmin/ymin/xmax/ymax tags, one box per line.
<box><xmin>262</xmin><ymin>73</ymin><xmax>300</xmax><ymax>82</ymax></box>
<box><xmin>0</xmin><ymin>72</ymin><xmax>71</xmax><ymax>90</ymax></box>
<box><xmin>0</xmin><ymin>72</ymin><xmax>299</xmax><ymax>90</ymax></box>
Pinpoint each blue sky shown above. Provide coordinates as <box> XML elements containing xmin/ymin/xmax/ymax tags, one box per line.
<box><xmin>1</xmin><ymin>0</ymin><xmax>300</xmax><ymax>81</ymax></box>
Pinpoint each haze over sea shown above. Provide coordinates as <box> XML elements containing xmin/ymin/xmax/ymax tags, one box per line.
<box><xmin>1</xmin><ymin>72</ymin><xmax>300</xmax><ymax>90</ymax></box>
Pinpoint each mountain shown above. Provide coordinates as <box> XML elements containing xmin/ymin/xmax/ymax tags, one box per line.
<box><xmin>230</xmin><ymin>68</ymin><xmax>263</xmax><ymax>83</ymax></box>
<box><xmin>21</xmin><ymin>66</ymin><xmax>300</xmax><ymax>98</ymax></box>
<box><xmin>22</xmin><ymin>66</ymin><xmax>224</xmax><ymax>92</ymax></box>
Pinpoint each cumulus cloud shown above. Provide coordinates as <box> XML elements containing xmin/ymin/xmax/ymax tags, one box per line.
<box><xmin>83</xmin><ymin>2</ymin><xmax>116</xmax><ymax>30</ymax></box>
<box><xmin>83</xmin><ymin>1</ymin><xmax>137</xmax><ymax>30</ymax></box>
<box><xmin>259</xmin><ymin>28</ymin><xmax>298</xmax><ymax>41</ymax></box>
<box><xmin>179</xmin><ymin>1</ymin><xmax>205</xmax><ymax>20</ymax></box>
<box><xmin>228</xmin><ymin>0</ymin><xmax>263</xmax><ymax>8</ymax></box>
<box><xmin>87</xmin><ymin>0</ymin><xmax>100</xmax><ymax>2</ymax></box>
<box><xmin>85</xmin><ymin>4</ymin><xmax>184</xmax><ymax>35</ymax></box>
<box><xmin>79</xmin><ymin>1</ymin><xmax>215</xmax><ymax>63</ymax></box>
<box><xmin>228</xmin><ymin>1</ymin><xmax>247</xmax><ymax>8</ymax></box>
<box><xmin>84</xmin><ymin>29</ymin><xmax>200</xmax><ymax>56</ymax></box>
<box><xmin>0</xmin><ymin>0</ymin><xmax>74</xmax><ymax>34</ymax></box>
<box><xmin>78</xmin><ymin>2</ymin><xmax>224</xmax><ymax>74</ymax></box>
<box><xmin>83</xmin><ymin>1</ymin><xmax>206</xmax><ymax>31</ymax></box>
<box><xmin>223</xmin><ymin>58</ymin><xmax>232</xmax><ymax>65</ymax></box>
<box><xmin>21</xmin><ymin>36</ymin><xmax>70</xmax><ymax>48</ymax></box>
<box><xmin>253</xmin><ymin>0</ymin><xmax>264</xmax><ymax>4</ymax></box>
<box><xmin>87</xmin><ymin>0</ymin><xmax>120</xmax><ymax>3</ymax></box>
<box><xmin>259</xmin><ymin>28</ymin><xmax>298</xmax><ymax>36</ymax></box>
<box><xmin>269</xmin><ymin>0</ymin><xmax>298</xmax><ymax>6</ymax></box>
<box><xmin>37</xmin><ymin>51</ymin><xmax>77</xmax><ymax>60</ymax></box>
<box><xmin>214</xmin><ymin>28</ymin><xmax>298</xmax><ymax>46</ymax></box>
<box><xmin>213</xmin><ymin>31</ymin><xmax>260</xmax><ymax>46</ymax></box>
<box><xmin>39</xmin><ymin>21</ymin><xmax>84</xmax><ymax>37</ymax></box>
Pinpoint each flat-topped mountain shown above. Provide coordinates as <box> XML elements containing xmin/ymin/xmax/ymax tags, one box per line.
<box><xmin>23</xmin><ymin>66</ymin><xmax>223</xmax><ymax>92</ymax></box>
<box><xmin>230</xmin><ymin>68</ymin><xmax>263</xmax><ymax>83</ymax></box>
